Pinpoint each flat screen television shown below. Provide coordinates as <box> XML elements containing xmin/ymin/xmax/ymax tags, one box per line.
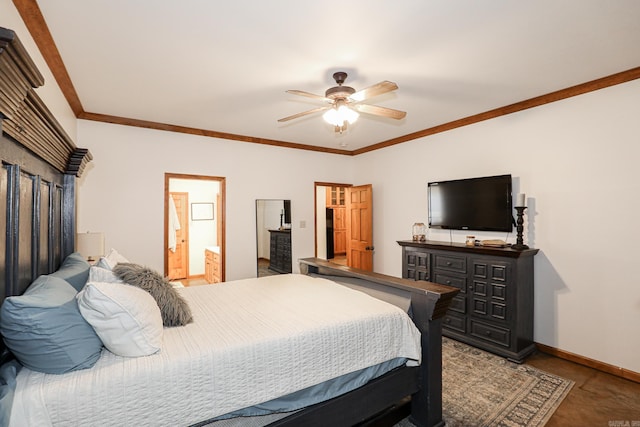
<box><xmin>428</xmin><ymin>174</ymin><xmax>513</xmax><ymax>232</ymax></box>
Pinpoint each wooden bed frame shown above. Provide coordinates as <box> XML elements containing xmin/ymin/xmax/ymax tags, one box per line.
<box><xmin>0</xmin><ymin>26</ymin><xmax>458</xmax><ymax>427</ymax></box>
<box><xmin>0</xmin><ymin>26</ymin><xmax>92</xmax><ymax>362</ymax></box>
<box><xmin>286</xmin><ymin>258</ymin><xmax>459</xmax><ymax>427</ymax></box>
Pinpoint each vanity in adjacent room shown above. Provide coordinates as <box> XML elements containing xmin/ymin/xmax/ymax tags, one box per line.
<box><xmin>204</xmin><ymin>246</ymin><xmax>221</xmax><ymax>283</ymax></box>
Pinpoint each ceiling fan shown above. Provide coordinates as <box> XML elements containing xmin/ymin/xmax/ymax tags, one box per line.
<box><xmin>278</xmin><ymin>72</ymin><xmax>406</xmax><ymax>133</ymax></box>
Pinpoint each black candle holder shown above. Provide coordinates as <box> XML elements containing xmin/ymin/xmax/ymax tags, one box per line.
<box><xmin>512</xmin><ymin>206</ymin><xmax>529</xmax><ymax>250</ymax></box>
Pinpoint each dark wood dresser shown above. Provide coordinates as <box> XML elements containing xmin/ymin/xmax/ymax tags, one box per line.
<box><xmin>269</xmin><ymin>229</ymin><xmax>292</xmax><ymax>273</ymax></box>
<box><xmin>398</xmin><ymin>240</ymin><xmax>539</xmax><ymax>362</ymax></box>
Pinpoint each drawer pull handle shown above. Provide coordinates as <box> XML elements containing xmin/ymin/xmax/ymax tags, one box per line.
<box><xmin>446</xmin><ymin>262</ymin><xmax>452</xmax><ymax>266</ymax></box>
<box><xmin>445</xmin><ymin>318</ymin><xmax>451</xmax><ymax>324</ymax></box>
<box><xmin>446</xmin><ymin>280</ymin><xmax>451</xmax><ymax>284</ymax></box>
<box><xmin>486</xmin><ymin>331</ymin><xmax>492</xmax><ymax>336</ymax></box>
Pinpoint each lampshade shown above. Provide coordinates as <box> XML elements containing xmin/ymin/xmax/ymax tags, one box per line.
<box><xmin>77</xmin><ymin>232</ymin><xmax>105</xmax><ymax>261</ymax></box>
<box><xmin>322</xmin><ymin>101</ymin><xmax>359</xmax><ymax>127</ymax></box>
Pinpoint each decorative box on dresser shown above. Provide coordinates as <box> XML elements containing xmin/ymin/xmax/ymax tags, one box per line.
<box><xmin>204</xmin><ymin>248</ymin><xmax>221</xmax><ymax>283</ymax></box>
<box><xmin>398</xmin><ymin>240</ymin><xmax>539</xmax><ymax>362</ymax></box>
<box><xmin>269</xmin><ymin>229</ymin><xmax>292</xmax><ymax>273</ymax></box>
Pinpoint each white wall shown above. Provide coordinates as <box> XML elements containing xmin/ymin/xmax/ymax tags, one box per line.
<box><xmin>76</xmin><ymin>120</ymin><xmax>355</xmax><ymax>280</ymax></box>
<box><xmin>1</xmin><ymin>2</ymin><xmax>77</xmax><ymax>141</ymax></box>
<box><xmin>315</xmin><ymin>186</ymin><xmax>328</xmax><ymax>259</ymax></box>
<box><xmin>353</xmin><ymin>79</ymin><xmax>640</xmax><ymax>374</ymax></box>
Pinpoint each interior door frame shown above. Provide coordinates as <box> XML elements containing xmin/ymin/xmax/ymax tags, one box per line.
<box><xmin>313</xmin><ymin>181</ymin><xmax>352</xmax><ymax>258</ymax></box>
<box><xmin>164</xmin><ymin>173</ymin><xmax>226</xmax><ymax>282</ymax></box>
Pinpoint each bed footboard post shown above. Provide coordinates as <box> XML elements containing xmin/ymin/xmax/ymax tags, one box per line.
<box><xmin>409</xmin><ymin>292</ymin><xmax>446</xmax><ymax>427</ymax></box>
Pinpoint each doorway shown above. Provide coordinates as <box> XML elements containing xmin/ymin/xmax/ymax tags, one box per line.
<box><xmin>164</xmin><ymin>173</ymin><xmax>226</xmax><ymax>283</ymax></box>
<box><xmin>315</xmin><ymin>184</ymin><xmax>349</xmax><ymax>265</ymax></box>
<box><xmin>314</xmin><ymin>182</ymin><xmax>374</xmax><ymax>271</ymax></box>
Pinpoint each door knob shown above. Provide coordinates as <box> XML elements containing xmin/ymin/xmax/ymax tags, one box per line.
<box><xmin>365</xmin><ymin>246</ymin><xmax>375</xmax><ymax>251</ymax></box>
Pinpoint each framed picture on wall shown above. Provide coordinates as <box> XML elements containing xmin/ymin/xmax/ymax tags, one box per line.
<box><xmin>191</xmin><ymin>202</ymin><xmax>214</xmax><ymax>221</ymax></box>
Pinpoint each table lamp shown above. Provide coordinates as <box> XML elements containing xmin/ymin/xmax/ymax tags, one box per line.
<box><xmin>77</xmin><ymin>232</ymin><xmax>105</xmax><ymax>262</ymax></box>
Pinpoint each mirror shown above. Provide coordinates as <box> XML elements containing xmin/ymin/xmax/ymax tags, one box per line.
<box><xmin>256</xmin><ymin>199</ymin><xmax>292</xmax><ymax>277</ymax></box>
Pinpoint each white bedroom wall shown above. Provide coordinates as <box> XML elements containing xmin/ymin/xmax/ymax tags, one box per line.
<box><xmin>353</xmin><ymin>79</ymin><xmax>640</xmax><ymax>374</ymax></box>
<box><xmin>76</xmin><ymin>120</ymin><xmax>355</xmax><ymax>280</ymax></box>
<box><xmin>1</xmin><ymin>2</ymin><xmax>78</xmax><ymax>141</ymax></box>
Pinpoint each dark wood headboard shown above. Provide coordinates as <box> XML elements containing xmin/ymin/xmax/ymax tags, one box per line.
<box><xmin>1</xmin><ymin>27</ymin><xmax>92</xmax><ymax>360</ymax></box>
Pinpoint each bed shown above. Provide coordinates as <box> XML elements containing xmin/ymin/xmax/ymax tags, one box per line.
<box><xmin>0</xmin><ymin>26</ymin><xmax>459</xmax><ymax>427</ymax></box>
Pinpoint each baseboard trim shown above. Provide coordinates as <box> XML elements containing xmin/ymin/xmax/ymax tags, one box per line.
<box><xmin>536</xmin><ymin>342</ymin><xmax>640</xmax><ymax>384</ymax></box>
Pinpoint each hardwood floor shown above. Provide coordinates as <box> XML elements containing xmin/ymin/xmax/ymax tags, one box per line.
<box><xmin>525</xmin><ymin>351</ymin><xmax>640</xmax><ymax>425</ymax></box>
<box><xmin>181</xmin><ymin>277</ymin><xmax>209</xmax><ymax>286</ymax></box>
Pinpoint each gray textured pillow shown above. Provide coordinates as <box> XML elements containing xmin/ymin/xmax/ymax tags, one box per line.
<box><xmin>112</xmin><ymin>263</ymin><xmax>193</xmax><ymax>327</ymax></box>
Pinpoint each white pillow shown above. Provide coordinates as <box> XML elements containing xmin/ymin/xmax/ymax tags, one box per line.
<box><xmin>77</xmin><ymin>282</ymin><xmax>163</xmax><ymax>357</ymax></box>
<box><xmin>95</xmin><ymin>248</ymin><xmax>130</xmax><ymax>270</ymax></box>
<box><xmin>89</xmin><ymin>266</ymin><xmax>122</xmax><ymax>283</ymax></box>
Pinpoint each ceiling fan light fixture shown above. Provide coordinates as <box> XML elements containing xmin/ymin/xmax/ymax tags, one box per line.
<box><xmin>279</xmin><ymin>71</ymin><xmax>405</xmax><ymax>132</ymax></box>
<box><xmin>322</xmin><ymin>102</ymin><xmax>359</xmax><ymax>127</ymax></box>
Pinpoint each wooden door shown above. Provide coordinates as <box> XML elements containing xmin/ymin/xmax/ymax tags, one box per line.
<box><xmin>346</xmin><ymin>184</ymin><xmax>373</xmax><ymax>271</ymax></box>
<box><xmin>326</xmin><ymin>186</ymin><xmax>347</xmax><ymax>255</ymax></box>
<box><xmin>168</xmin><ymin>192</ymin><xmax>189</xmax><ymax>280</ymax></box>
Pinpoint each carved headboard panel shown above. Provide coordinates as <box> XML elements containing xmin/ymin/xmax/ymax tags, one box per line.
<box><xmin>1</xmin><ymin>135</ymin><xmax>67</xmax><ymax>297</ymax></box>
<box><xmin>1</xmin><ymin>27</ymin><xmax>92</xmax><ymax>360</ymax></box>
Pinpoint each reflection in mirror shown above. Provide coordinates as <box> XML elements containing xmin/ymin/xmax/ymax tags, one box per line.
<box><xmin>256</xmin><ymin>200</ymin><xmax>292</xmax><ymax>277</ymax></box>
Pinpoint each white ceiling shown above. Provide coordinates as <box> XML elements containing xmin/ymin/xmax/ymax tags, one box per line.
<box><xmin>35</xmin><ymin>0</ymin><xmax>640</xmax><ymax>151</ymax></box>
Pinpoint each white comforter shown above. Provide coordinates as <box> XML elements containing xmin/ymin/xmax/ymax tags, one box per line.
<box><xmin>11</xmin><ymin>274</ymin><xmax>421</xmax><ymax>426</ymax></box>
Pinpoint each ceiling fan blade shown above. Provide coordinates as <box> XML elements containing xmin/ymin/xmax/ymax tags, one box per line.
<box><xmin>353</xmin><ymin>103</ymin><xmax>407</xmax><ymax>120</ymax></box>
<box><xmin>278</xmin><ymin>106</ymin><xmax>330</xmax><ymax>122</ymax></box>
<box><xmin>285</xmin><ymin>89</ymin><xmax>332</xmax><ymax>103</ymax></box>
<box><xmin>349</xmin><ymin>81</ymin><xmax>398</xmax><ymax>103</ymax></box>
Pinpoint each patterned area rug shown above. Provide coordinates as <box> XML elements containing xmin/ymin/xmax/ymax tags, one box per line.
<box><xmin>396</xmin><ymin>337</ymin><xmax>574</xmax><ymax>427</ymax></box>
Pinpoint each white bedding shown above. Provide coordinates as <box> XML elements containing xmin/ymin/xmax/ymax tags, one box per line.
<box><xmin>10</xmin><ymin>274</ymin><xmax>421</xmax><ymax>427</ymax></box>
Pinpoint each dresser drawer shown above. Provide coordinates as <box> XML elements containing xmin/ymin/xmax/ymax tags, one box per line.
<box><xmin>433</xmin><ymin>253</ymin><xmax>466</xmax><ymax>273</ymax></box>
<box><xmin>433</xmin><ymin>272</ymin><xmax>466</xmax><ymax>293</ymax></box>
<box><xmin>448</xmin><ymin>295</ymin><xmax>466</xmax><ymax>314</ymax></box>
<box><xmin>470</xmin><ymin>320</ymin><xmax>510</xmax><ymax>348</ymax></box>
<box><xmin>443</xmin><ymin>313</ymin><xmax>466</xmax><ymax>334</ymax></box>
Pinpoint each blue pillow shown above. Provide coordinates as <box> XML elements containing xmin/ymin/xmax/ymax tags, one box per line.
<box><xmin>0</xmin><ymin>275</ymin><xmax>103</xmax><ymax>374</ymax></box>
<box><xmin>50</xmin><ymin>252</ymin><xmax>91</xmax><ymax>291</ymax></box>
<box><xmin>0</xmin><ymin>360</ymin><xmax>21</xmax><ymax>426</ymax></box>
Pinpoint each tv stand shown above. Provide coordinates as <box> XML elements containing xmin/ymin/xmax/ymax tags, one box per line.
<box><xmin>398</xmin><ymin>240</ymin><xmax>539</xmax><ymax>362</ymax></box>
